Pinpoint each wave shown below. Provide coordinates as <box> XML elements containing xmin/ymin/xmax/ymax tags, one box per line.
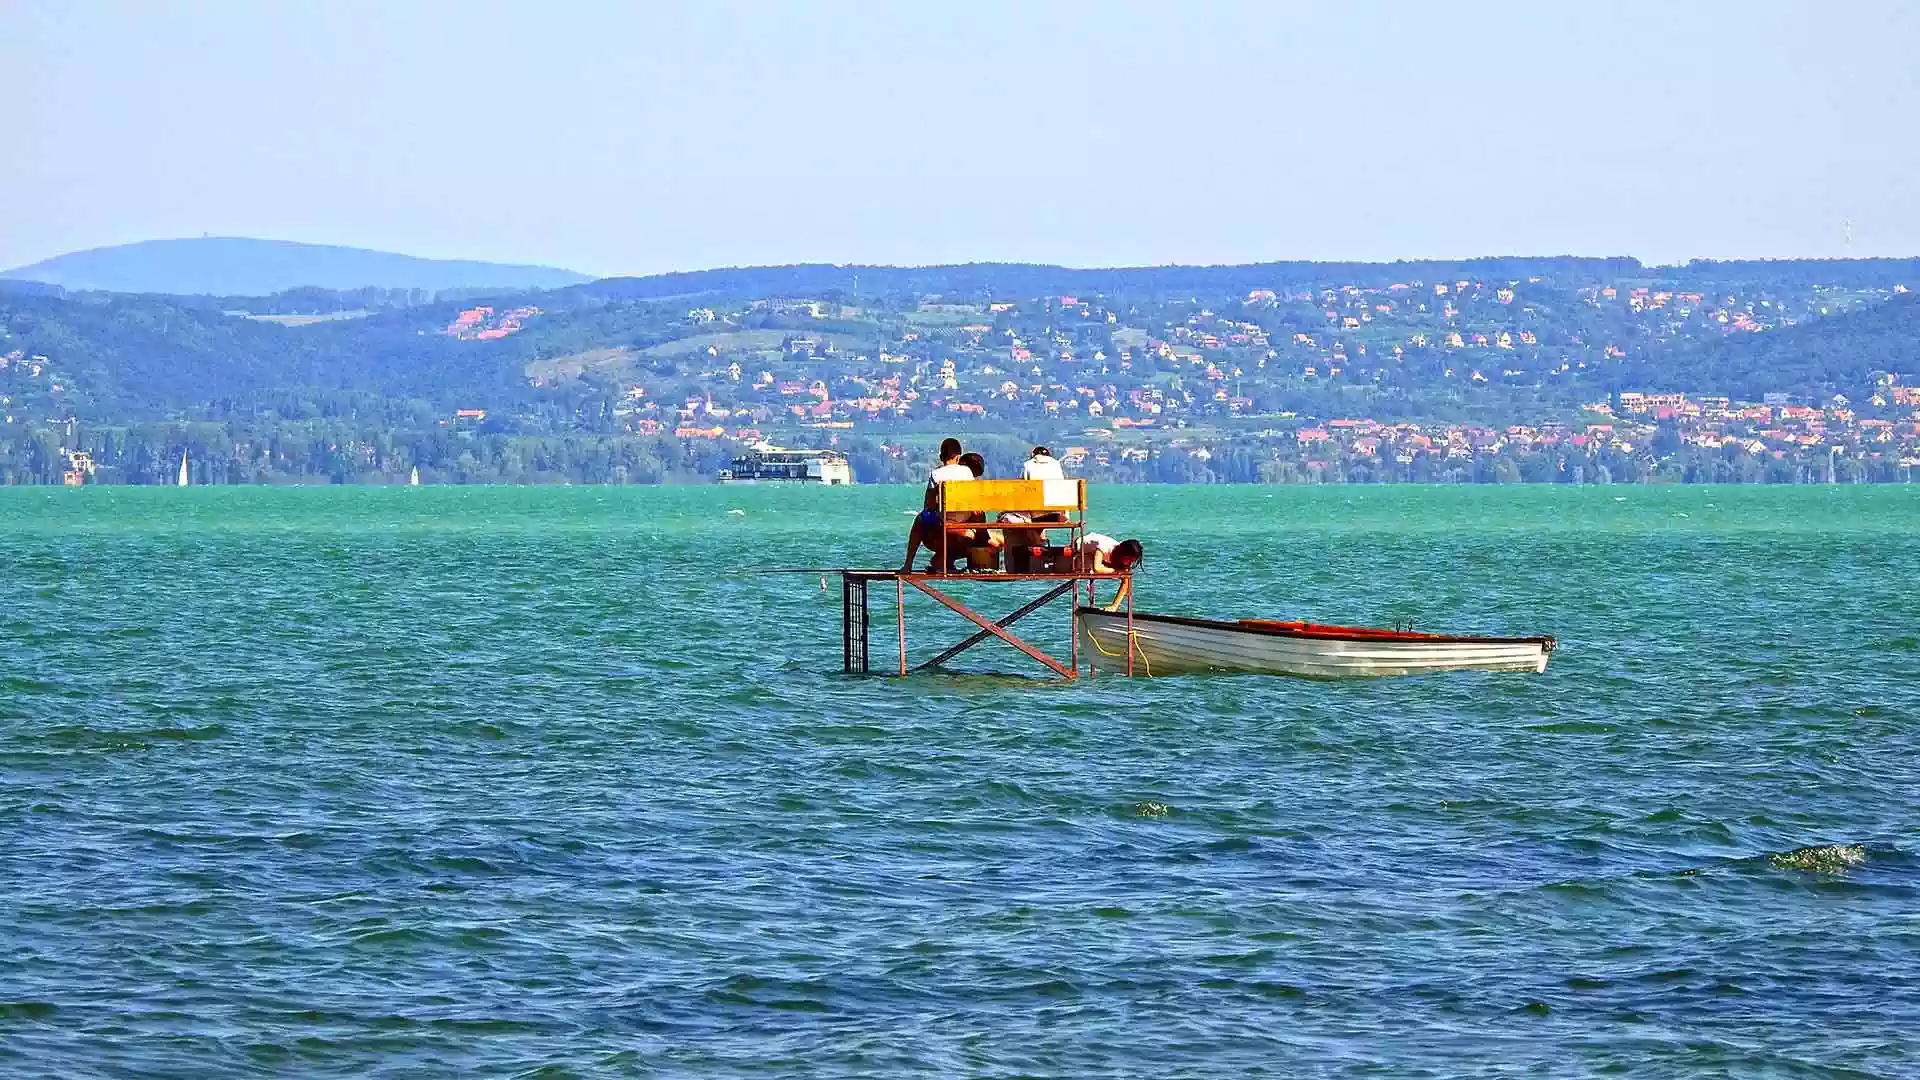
<box><xmin>13</xmin><ymin>723</ymin><xmax>230</xmax><ymax>750</ymax></box>
<box><xmin>1767</xmin><ymin>844</ymin><xmax>1867</xmax><ymax>873</ymax></box>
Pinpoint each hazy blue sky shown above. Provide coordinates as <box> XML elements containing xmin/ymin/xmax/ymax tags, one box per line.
<box><xmin>6</xmin><ymin>0</ymin><xmax>1917</xmax><ymax>275</ymax></box>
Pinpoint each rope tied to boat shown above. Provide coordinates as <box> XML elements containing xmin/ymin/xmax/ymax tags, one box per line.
<box><xmin>1086</xmin><ymin>617</ymin><xmax>1153</xmax><ymax>677</ymax></box>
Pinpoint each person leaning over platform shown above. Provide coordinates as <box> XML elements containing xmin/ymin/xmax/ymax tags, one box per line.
<box><xmin>901</xmin><ymin>438</ymin><xmax>974</xmax><ymax>572</ymax></box>
<box><xmin>1081</xmin><ymin>533</ymin><xmax>1142</xmax><ymax>609</ymax></box>
<box><xmin>1080</xmin><ymin>533</ymin><xmax>1143</xmax><ymax>575</ymax></box>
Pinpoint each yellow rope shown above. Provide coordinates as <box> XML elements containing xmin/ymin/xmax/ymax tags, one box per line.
<box><xmin>1084</xmin><ymin>614</ymin><xmax>1152</xmax><ymax>677</ymax></box>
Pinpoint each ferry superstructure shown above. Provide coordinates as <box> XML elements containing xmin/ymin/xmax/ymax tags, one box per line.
<box><xmin>718</xmin><ymin>442</ymin><xmax>854</xmax><ymax>485</ymax></box>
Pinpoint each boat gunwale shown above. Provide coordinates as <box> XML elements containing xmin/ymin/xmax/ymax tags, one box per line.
<box><xmin>1077</xmin><ymin>607</ymin><xmax>1555</xmax><ymax>649</ymax></box>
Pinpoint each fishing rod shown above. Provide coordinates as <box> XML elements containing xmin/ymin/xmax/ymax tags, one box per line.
<box><xmin>737</xmin><ymin>567</ymin><xmax>896</xmax><ymax>575</ymax></box>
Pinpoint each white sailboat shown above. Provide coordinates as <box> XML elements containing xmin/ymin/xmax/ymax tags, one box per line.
<box><xmin>410</xmin><ymin>466</ymin><xmax>421</xmax><ymax>486</ymax></box>
<box><xmin>176</xmin><ymin>451</ymin><xmax>189</xmax><ymax>487</ymax></box>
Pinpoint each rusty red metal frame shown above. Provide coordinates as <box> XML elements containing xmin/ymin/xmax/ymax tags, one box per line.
<box><xmin>913</xmin><ymin>580</ymin><xmax>1077</xmax><ymax>673</ymax></box>
<box><xmin>842</xmin><ymin>569</ymin><xmax>1132</xmax><ymax>680</ymax></box>
<box><xmin>904</xmin><ymin>577</ymin><xmax>1076</xmax><ymax>679</ymax></box>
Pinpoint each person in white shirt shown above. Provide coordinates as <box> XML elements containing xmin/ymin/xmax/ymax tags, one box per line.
<box><xmin>1080</xmin><ymin>532</ymin><xmax>1142</xmax><ymax>608</ymax></box>
<box><xmin>929</xmin><ymin>452</ymin><xmax>974</xmax><ymax>485</ymax></box>
<box><xmin>1022</xmin><ymin>446</ymin><xmax>1064</xmax><ymax>481</ymax></box>
<box><xmin>902</xmin><ymin>438</ymin><xmax>973</xmax><ymax>572</ymax></box>
<box><xmin>1079</xmin><ymin>533</ymin><xmax>1142</xmax><ymax>574</ymax></box>
<box><xmin>994</xmin><ymin>446</ymin><xmax>1069</xmax><ymax>571</ymax></box>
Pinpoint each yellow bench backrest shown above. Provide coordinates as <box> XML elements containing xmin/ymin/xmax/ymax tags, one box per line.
<box><xmin>937</xmin><ymin>478</ymin><xmax>1084</xmax><ymax>514</ymax></box>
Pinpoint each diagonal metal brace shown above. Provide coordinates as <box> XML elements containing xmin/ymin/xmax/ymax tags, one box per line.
<box><xmin>904</xmin><ymin>578</ymin><xmax>1077</xmax><ymax>679</ymax></box>
<box><xmin>914</xmin><ymin>581</ymin><xmax>1076</xmax><ymax>672</ymax></box>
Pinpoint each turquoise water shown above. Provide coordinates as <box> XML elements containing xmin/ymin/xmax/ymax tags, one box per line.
<box><xmin>2</xmin><ymin>485</ymin><xmax>1917</xmax><ymax>1076</ymax></box>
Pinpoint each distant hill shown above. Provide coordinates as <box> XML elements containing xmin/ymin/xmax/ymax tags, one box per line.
<box><xmin>7</xmin><ymin>257</ymin><xmax>1917</xmax><ymax>484</ymax></box>
<box><xmin>1648</xmin><ymin>291</ymin><xmax>1920</xmax><ymax>400</ymax></box>
<box><xmin>3</xmin><ymin>256</ymin><xmax>1912</xmax><ymax>425</ymax></box>
<box><xmin>0</xmin><ymin>237</ymin><xmax>592</xmax><ymax>296</ymax></box>
<box><xmin>571</xmin><ymin>256</ymin><xmax>1650</xmax><ymax>304</ymax></box>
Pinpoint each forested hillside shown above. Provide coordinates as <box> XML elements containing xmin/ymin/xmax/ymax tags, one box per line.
<box><xmin>1642</xmin><ymin>293</ymin><xmax>1920</xmax><ymax>401</ymax></box>
<box><xmin>3</xmin><ymin>258</ymin><xmax>1917</xmax><ymax>485</ymax></box>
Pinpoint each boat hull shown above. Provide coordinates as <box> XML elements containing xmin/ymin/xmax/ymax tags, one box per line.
<box><xmin>1078</xmin><ymin>609</ymin><xmax>1553</xmax><ymax>678</ymax></box>
<box><xmin>716</xmin><ymin>477</ymin><xmax>851</xmax><ymax>485</ymax></box>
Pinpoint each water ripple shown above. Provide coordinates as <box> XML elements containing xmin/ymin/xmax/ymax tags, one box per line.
<box><xmin>1</xmin><ymin>485</ymin><xmax>1916</xmax><ymax>1076</ymax></box>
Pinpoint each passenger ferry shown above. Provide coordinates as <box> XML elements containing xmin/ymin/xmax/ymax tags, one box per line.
<box><xmin>718</xmin><ymin>442</ymin><xmax>854</xmax><ymax>485</ymax></box>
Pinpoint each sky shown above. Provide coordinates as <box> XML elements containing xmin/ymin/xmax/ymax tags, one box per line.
<box><xmin>5</xmin><ymin>0</ymin><xmax>1918</xmax><ymax>276</ymax></box>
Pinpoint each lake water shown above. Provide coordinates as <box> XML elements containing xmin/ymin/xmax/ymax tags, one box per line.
<box><xmin>2</xmin><ymin>484</ymin><xmax>1916</xmax><ymax>1077</ymax></box>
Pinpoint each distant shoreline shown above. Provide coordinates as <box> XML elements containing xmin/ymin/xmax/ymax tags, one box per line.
<box><xmin>10</xmin><ymin>476</ymin><xmax>1915</xmax><ymax>489</ymax></box>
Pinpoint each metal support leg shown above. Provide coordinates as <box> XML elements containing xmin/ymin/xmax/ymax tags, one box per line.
<box><xmin>1086</xmin><ymin>579</ymin><xmax>1096</xmax><ymax>674</ymax></box>
<box><xmin>915</xmin><ymin>581</ymin><xmax>1075</xmax><ymax>671</ymax></box>
<box><xmin>1070</xmin><ymin>578</ymin><xmax>1079</xmax><ymax>676</ymax></box>
<box><xmin>841</xmin><ymin>573</ymin><xmax>869</xmax><ymax>674</ymax></box>
<box><xmin>905</xmin><ymin>579</ymin><xmax>1076</xmax><ymax>680</ymax></box>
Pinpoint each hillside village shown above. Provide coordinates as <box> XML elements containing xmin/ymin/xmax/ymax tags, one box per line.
<box><xmin>3</xmin><ymin>258</ymin><xmax>1919</xmax><ymax>484</ymax></box>
<box><xmin>465</xmin><ymin>273</ymin><xmax>1920</xmax><ymax>484</ymax></box>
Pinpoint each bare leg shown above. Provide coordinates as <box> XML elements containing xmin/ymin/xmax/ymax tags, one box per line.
<box><xmin>901</xmin><ymin>521</ymin><xmax>924</xmax><ymax>572</ymax></box>
<box><xmin>903</xmin><ymin>516</ymin><xmax>943</xmax><ymax>572</ymax></box>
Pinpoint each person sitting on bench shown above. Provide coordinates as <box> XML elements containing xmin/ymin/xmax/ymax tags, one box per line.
<box><xmin>901</xmin><ymin>438</ymin><xmax>973</xmax><ymax>572</ymax></box>
<box><xmin>1022</xmin><ymin>445</ymin><xmax>1064</xmax><ymax>480</ymax></box>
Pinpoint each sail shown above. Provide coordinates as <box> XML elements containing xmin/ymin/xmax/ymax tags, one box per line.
<box><xmin>410</xmin><ymin>466</ymin><xmax>421</xmax><ymax>486</ymax></box>
<box><xmin>177</xmin><ymin>451</ymin><xmax>189</xmax><ymax>487</ymax></box>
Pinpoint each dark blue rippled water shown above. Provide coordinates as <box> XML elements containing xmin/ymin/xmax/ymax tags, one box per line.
<box><xmin>2</xmin><ymin>485</ymin><xmax>1917</xmax><ymax>1077</ymax></box>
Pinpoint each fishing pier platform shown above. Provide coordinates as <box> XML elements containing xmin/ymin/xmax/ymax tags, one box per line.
<box><xmin>834</xmin><ymin>477</ymin><xmax>1136</xmax><ymax>679</ymax></box>
<box><xmin>838</xmin><ymin>569</ymin><xmax>1133</xmax><ymax>679</ymax></box>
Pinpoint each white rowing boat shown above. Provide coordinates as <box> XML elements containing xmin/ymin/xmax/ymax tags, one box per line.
<box><xmin>1079</xmin><ymin>608</ymin><xmax>1554</xmax><ymax>678</ymax></box>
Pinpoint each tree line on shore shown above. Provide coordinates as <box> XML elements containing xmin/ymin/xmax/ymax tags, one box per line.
<box><xmin>6</xmin><ymin>422</ymin><xmax>1902</xmax><ymax>486</ymax></box>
